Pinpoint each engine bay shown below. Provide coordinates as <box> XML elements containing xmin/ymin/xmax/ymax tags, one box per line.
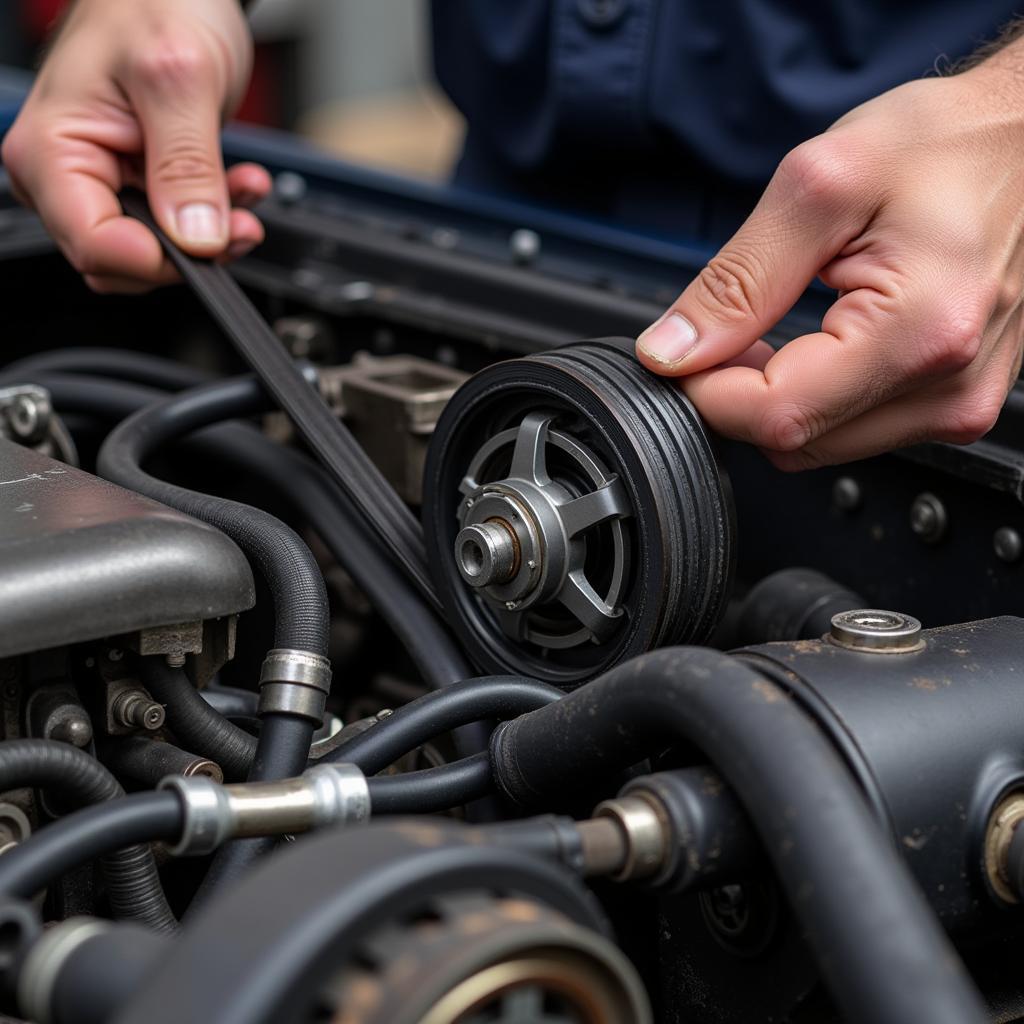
<box><xmin>0</xmin><ymin>127</ymin><xmax>1022</xmax><ymax>1024</ymax></box>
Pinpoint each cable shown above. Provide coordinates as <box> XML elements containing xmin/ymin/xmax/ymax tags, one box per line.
<box><xmin>0</xmin><ymin>740</ymin><xmax>175</xmax><ymax>933</ymax></box>
<box><xmin>367</xmin><ymin>752</ymin><xmax>492</xmax><ymax>814</ymax></box>
<box><xmin>0</xmin><ymin>792</ymin><xmax>181</xmax><ymax>905</ymax></box>
<box><xmin>323</xmin><ymin>675</ymin><xmax>563</xmax><ymax>774</ymax></box>
<box><xmin>489</xmin><ymin>647</ymin><xmax>987</xmax><ymax>1024</ymax></box>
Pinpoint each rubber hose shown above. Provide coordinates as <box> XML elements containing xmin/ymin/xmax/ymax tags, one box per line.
<box><xmin>96</xmin><ymin>376</ymin><xmax>329</xmax><ymax>656</ymax></box>
<box><xmin>324</xmin><ymin>676</ymin><xmax>563</xmax><ymax>774</ymax></box>
<box><xmin>2</xmin><ymin>348</ymin><xmax>210</xmax><ymax>391</ymax></box>
<box><xmin>0</xmin><ymin>792</ymin><xmax>181</xmax><ymax>907</ymax></box>
<box><xmin>0</xmin><ymin>741</ymin><xmax>175</xmax><ymax>933</ymax></box>
<box><xmin>102</xmin><ymin>737</ymin><xmax>226</xmax><ymax>787</ymax></box>
<box><xmin>489</xmin><ymin>647</ymin><xmax>986</xmax><ymax>1024</ymax></box>
<box><xmin>20</xmin><ymin>371</ymin><xmax>469</xmax><ymax>691</ymax></box>
<box><xmin>143</xmin><ymin>662</ymin><xmax>256</xmax><ymax>782</ymax></box>
<box><xmin>367</xmin><ymin>752</ymin><xmax>492</xmax><ymax>814</ymax></box>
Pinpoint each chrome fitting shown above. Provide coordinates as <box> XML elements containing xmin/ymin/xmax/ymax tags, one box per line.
<box><xmin>590</xmin><ymin>794</ymin><xmax>670</xmax><ymax>882</ymax></box>
<box><xmin>257</xmin><ymin>649</ymin><xmax>332</xmax><ymax>724</ymax></box>
<box><xmin>159</xmin><ymin>763</ymin><xmax>370</xmax><ymax>857</ymax></box>
<box><xmin>304</xmin><ymin>762</ymin><xmax>372</xmax><ymax>828</ymax></box>
<box><xmin>18</xmin><ymin>917</ymin><xmax>111</xmax><ymax>1024</ymax></box>
<box><xmin>158</xmin><ymin>774</ymin><xmax>234</xmax><ymax>857</ymax></box>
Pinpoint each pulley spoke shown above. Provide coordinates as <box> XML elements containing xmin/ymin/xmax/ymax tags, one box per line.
<box><xmin>508</xmin><ymin>412</ymin><xmax>553</xmax><ymax>485</ymax></box>
<box><xmin>560</xmin><ymin>477</ymin><xmax>630</xmax><ymax>537</ymax></box>
<box><xmin>558</xmin><ymin>570</ymin><xmax>621</xmax><ymax>641</ymax></box>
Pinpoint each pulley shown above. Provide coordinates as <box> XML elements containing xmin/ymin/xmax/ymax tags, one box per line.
<box><xmin>423</xmin><ymin>338</ymin><xmax>735</xmax><ymax>685</ymax></box>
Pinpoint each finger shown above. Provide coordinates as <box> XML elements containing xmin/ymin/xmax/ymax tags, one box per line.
<box><xmin>15</xmin><ymin>131</ymin><xmax>180</xmax><ymax>283</ymax></box>
<box><xmin>681</xmin><ymin>271</ymin><xmax>993</xmax><ymax>451</ymax></box>
<box><xmin>226</xmin><ymin>162</ymin><xmax>271</xmax><ymax>208</ymax></box>
<box><xmin>124</xmin><ymin>38</ymin><xmax>231</xmax><ymax>256</ymax></box>
<box><xmin>761</xmin><ymin>323</ymin><xmax>1020</xmax><ymax>470</ymax></box>
<box><xmin>636</xmin><ymin>136</ymin><xmax>875</xmax><ymax>375</ymax></box>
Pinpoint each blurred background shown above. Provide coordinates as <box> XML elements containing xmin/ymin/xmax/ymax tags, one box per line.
<box><xmin>0</xmin><ymin>0</ymin><xmax>464</xmax><ymax>180</ymax></box>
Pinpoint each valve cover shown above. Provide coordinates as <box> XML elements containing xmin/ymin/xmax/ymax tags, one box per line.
<box><xmin>0</xmin><ymin>438</ymin><xmax>255</xmax><ymax>657</ymax></box>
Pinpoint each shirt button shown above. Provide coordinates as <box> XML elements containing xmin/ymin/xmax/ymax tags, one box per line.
<box><xmin>576</xmin><ymin>0</ymin><xmax>630</xmax><ymax>31</ymax></box>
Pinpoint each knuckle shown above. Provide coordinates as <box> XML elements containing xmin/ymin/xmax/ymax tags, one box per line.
<box><xmin>133</xmin><ymin>37</ymin><xmax>213</xmax><ymax>92</ymax></box>
<box><xmin>777</xmin><ymin>136</ymin><xmax>854</xmax><ymax>208</ymax></box>
<box><xmin>917</xmin><ymin>308</ymin><xmax>984</xmax><ymax>375</ymax></box>
<box><xmin>695</xmin><ymin>249</ymin><xmax>763</xmax><ymax>323</ymax></box>
<box><xmin>941</xmin><ymin>390</ymin><xmax>1004</xmax><ymax>444</ymax></box>
<box><xmin>754</xmin><ymin>403</ymin><xmax>823</xmax><ymax>452</ymax></box>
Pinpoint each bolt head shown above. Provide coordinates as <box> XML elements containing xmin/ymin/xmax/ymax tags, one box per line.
<box><xmin>909</xmin><ymin>493</ymin><xmax>947</xmax><ymax>544</ymax></box>
<box><xmin>829</xmin><ymin>609</ymin><xmax>923</xmax><ymax>653</ymax></box>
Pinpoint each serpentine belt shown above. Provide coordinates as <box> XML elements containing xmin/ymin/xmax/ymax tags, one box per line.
<box><xmin>120</xmin><ymin>189</ymin><xmax>438</xmax><ymax>609</ymax></box>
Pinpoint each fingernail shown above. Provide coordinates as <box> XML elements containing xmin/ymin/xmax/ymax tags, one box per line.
<box><xmin>176</xmin><ymin>202</ymin><xmax>222</xmax><ymax>244</ymax></box>
<box><xmin>637</xmin><ymin>312</ymin><xmax>698</xmax><ymax>367</ymax></box>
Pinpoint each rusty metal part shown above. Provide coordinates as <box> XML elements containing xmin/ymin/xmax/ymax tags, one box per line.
<box><xmin>327</xmin><ymin>893</ymin><xmax>651</xmax><ymax>1024</ymax></box>
<box><xmin>110</xmin><ymin>689</ymin><xmax>165</xmax><ymax>732</ymax></box>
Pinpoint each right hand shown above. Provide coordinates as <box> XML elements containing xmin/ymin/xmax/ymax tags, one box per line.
<box><xmin>1</xmin><ymin>0</ymin><xmax>271</xmax><ymax>293</ymax></box>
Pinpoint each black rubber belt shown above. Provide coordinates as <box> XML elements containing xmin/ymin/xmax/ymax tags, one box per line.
<box><xmin>121</xmin><ymin>190</ymin><xmax>437</xmax><ymax>608</ymax></box>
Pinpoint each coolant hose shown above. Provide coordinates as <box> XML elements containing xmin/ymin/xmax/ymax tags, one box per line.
<box><xmin>96</xmin><ymin>375</ymin><xmax>329</xmax><ymax>658</ymax></box>
<box><xmin>0</xmin><ymin>741</ymin><xmax>176</xmax><ymax>932</ymax></box>
<box><xmin>489</xmin><ymin>647</ymin><xmax>986</xmax><ymax>1024</ymax></box>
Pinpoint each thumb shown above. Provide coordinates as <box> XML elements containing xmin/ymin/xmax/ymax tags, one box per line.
<box><xmin>127</xmin><ymin>43</ymin><xmax>230</xmax><ymax>256</ymax></box>
<box><xmin>636</xmin><ymin>146</ymin><xmax>864</xmax><ymax>376</ymax></box>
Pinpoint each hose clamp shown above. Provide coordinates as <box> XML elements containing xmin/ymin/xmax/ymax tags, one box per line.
<box><xmin>158</xmin><ymin>775</ymin><xmax>234</xmax><ymax>857</ymax></box>
<box><xmin>303</xmin><ymin>762</ymin><xmax>371</xmax><ymax>827</ymax></box>
<box><xmin>18</xmin><ymin>917</ymin><xmax>111</xmax><ymax>1024</ymax></box>
<box><xmin>257</xmin><ymin>649</ymin><xmax>332</xmax><ymax>725</ymax></box>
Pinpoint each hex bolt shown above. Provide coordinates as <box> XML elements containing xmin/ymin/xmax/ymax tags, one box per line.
<box><xmin>112</xmin><ymin>690</ymin><xmax>166</xmax><ymax>731</ymax></box>
<box><xmin>993</xmin><ymin>527</ymin><xmax>1023</xmax><ymax>565</ymax></box>
<box><xmin>829</xmin><ymin>609</ymin><xmax>924</xmax><ymax>654</ymax></box>
<box><xmin>165</xmin><ymin>651</ymin><xmax>187</xmax><ymax>669</ymax></box>
<box><xmin>832</xmin><ymin>476</ymin><xmax>861</xmax><ymax>512</ymax></box>
<box><xmin>909</xmin><ymin>493</ymin><xmax>947</xmax><ymax>544</ymax></box>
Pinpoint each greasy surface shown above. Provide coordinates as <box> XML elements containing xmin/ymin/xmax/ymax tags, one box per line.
<box><xmin>0</xmin><ymin>438</ymin><xmax>254</xmax><ymax>656</ymax></box>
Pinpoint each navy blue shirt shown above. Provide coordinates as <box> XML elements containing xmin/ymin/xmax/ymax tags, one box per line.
<box><xmin>432</xmin><ymin>1</ymin><xmax>1020</xmax><ymax>243</ymax></box>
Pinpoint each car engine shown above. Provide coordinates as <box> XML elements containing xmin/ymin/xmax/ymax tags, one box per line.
<box><xmin>0</xmin><ymin>127</ymin><xmax>1021</xmax><ymax>1024</ymax></box>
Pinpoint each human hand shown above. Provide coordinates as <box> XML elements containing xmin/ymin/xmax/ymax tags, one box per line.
<box><xmin>636</xmin><ymin>63</ymin><xmax>1024</xmax><ymax>469</ymax></box>
<box><xmin>1</xmin><ymin>0</ymin><xmax>271</xmax><ymax>293</ymax></box>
